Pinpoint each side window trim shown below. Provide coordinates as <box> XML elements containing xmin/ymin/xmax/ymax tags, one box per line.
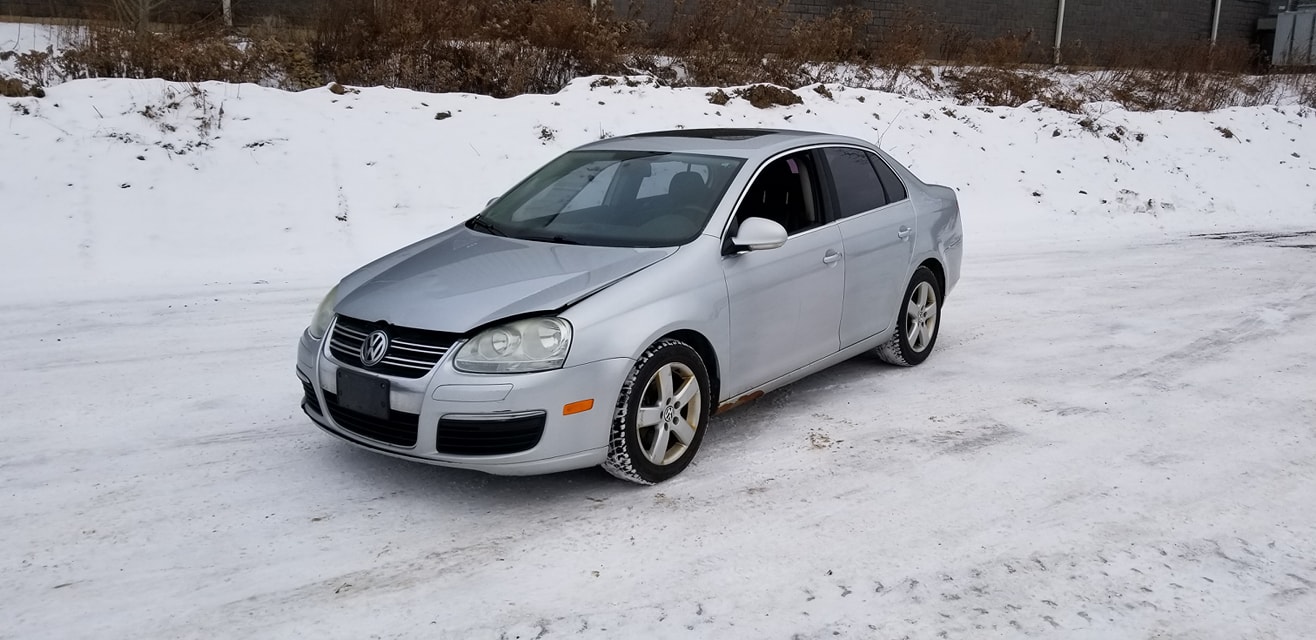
<box><xmin>820</xmin><ymin>145</ymin><xmax>891</xmax><ymax>220</ymax></box>
<box><xmin>720</xmin><ymin>143</ymin><xmax>894</xmax><ymax>249</ymax></box>
<box><xmin>722</xmin><ymin>150</ymin><xmax>828</xmax><ymax>247</ymax></box>
<box><xmin>868</xmin><ymin>151</ymin><xmax>909</xmax><ymax>204</ymax></box>
<box><xmin>813</xmin><ymin>147</ymin><xmax>845</xmax><ymax>225</ymax></box>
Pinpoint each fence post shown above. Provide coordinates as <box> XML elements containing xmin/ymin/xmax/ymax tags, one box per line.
<box><xmin>1053</xmin><ymin>0</ymin><xmax>1066</xmax><ymax>64</ymax></box>
<box><xmin>1211</xmin><ymin>0</ymin><xmax>1222</xmax><ymax>43</ymax></box>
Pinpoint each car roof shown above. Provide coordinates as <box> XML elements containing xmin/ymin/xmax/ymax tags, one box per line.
<box><xmin>578</xmin><ymin>128</ymin><xmax>879</xmax><ymax>160</ymax></box>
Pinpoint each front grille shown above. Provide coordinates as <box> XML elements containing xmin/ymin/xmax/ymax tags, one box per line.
<box><xmin>437</xmin><ymin>413</ymin><xmax>546</xmax><ymax>456</ymax></box>
<box><xmin>324</xmin><ymin>391</ymin><xmax>420</xmax><ymax>447</ymax></box>
<box><xmin>328</xmin><ymin>315</ymin><xmax>459</xmax><ymax>378</ymax></box>
<box><xmin>301</xmin><ymin>380</ymin><xmax>322</xmax><ymax>414</ymax></box>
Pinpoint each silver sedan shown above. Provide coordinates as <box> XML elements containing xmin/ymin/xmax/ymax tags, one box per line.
<box><xmin>296</xmin><ymin>128</ymin><xmax>963</xmax><ymax>484</ymax></box>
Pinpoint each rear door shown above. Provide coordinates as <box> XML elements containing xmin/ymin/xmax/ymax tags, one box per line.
<box><xmin>819</xmin><ymin>146</ymin><xmax>916</xmax><ymax>347</ymax></box>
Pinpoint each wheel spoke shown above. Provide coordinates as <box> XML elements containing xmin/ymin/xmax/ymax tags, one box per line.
<box><xmin>646</xmin><ymin>426</ymin><xmax>671</xmax><ymax>464</ymax></box>
<box><xmin>907</xmin><ymin>297</ymin><xmax>920</xmax><ymax>319</ymax></box>
<box><xmin>907</xmin><ymin>319</ymin><xmax>922</xmax><ymax>346</ymax></box>
<box><xmin>670</xmin><ymin>416</ymin><xmax>697</xmax><ymax>445</ymax></box>
<box><xmin>637</xmin><ymin>406</ymin><xmax>662</xmax><ymax>427</ymax></box>
<box><xmin>673</xmin><ymin>377</ymin><xmax>698</xmax><ymax>408</ymax></box>
<box><xmin>656</xmin><ymin>364</ymin><xmax>675</xmax><ymax>401</ymax></box>
<box><xmin>924</xmin><ymin>300</ymin><xmax>938</xmax><ymax>319</ymax></box>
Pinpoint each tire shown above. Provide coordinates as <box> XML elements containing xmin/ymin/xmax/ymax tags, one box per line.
<box><xmin>602</xmin><ymin>339</ymin><xmax>711</xmax><ymax>485</ymax></box>
<box><xmin>876</xmin><ymin>266</ymin><xmax>942</xmax><ymax>367</ymax></box>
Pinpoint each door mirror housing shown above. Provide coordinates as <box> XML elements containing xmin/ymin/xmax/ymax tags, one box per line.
<box><xmin>731</xmin><ymin>217</ymin><xmax>788</xmax><ymax>251</ymax></box>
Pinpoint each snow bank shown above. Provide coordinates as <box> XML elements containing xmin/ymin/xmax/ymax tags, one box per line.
<box><xmin>2</xmin><ymin>75</ymin><xmax>1313</xmax><ymax>300</ymax></box>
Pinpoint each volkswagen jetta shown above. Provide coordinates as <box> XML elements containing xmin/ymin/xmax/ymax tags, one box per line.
<box><xmin>296</xmin><ymin>128</ymin><xmax>963</xmax><ymax>484</ymax></box>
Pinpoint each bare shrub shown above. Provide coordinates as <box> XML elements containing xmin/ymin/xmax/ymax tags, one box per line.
<box><xmin>942</xmin><ymin>67</ymin><xmax>1056</xmax><ymax>108</ymax></box>
<box><xmin>1297</xmin><ymin>75</ymin><xmax>1316</xmax><ymax>108</ymax></box>
<box><xmin>785</xmin><ymin>6</ymin><xmax>872</xmax><ymax>65</ymax></box>
<box><xmin>21</xmin><ymin>22</ymin><xmax>298</xmax><ymax>86</ymax></box>
<box><xmin>1093</xmin><ymin>67</ymin><xmax>1278</xmax><ymax>112</ymax></box>
<box><xmin>312</xmin><ymin>0</ymin><xmax>628</xmax><ymax>97</ymax></box>
<box><xmin>938</xmin><ymin>26</ymin><xmax>973</xmax><ymax>62</ymax></box>
<box><xmin>970</xmin><ymin>32</ymin><xmax>1034</xmax><ymax>67</ymax></box>
<box><xmin>870</xmin><ymin>9</ymin><xmax>933</xmax><ymax>70</ymax></box>
<box><xmin>638</xmin><ymin>0</ymin><xmax>787</xmax><ymax>87</ymax></box>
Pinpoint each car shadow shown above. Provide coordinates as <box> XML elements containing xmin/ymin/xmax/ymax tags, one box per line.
<box><xmin>316</xmin><ymin>437</ymin><xmax>630</xmax><ymax>506</ymax></box>
<box><xmin>306</xmin><ymin>354</ymin><xmax>907</xmax><ymax>502</ymax></box>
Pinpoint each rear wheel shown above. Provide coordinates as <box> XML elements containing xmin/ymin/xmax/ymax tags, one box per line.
<box><xmin>603</xmin><ymin>339</ymin><xmax>710</xmax><ymax>485</ymax></box>
<box><xmin>877</xmin><ymin>266</ymin><xmax>941</xmax><ymax>367</ymax></box>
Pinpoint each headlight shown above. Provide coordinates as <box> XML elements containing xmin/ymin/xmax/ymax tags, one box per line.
<box><xmin>454</xmin><ymin>317</ymin><xmax>572</xmax><ymax>373</ymax></box>
<box><xmin>308</xmin><ymin>284</ymin><xmax>339</xmax><ymax>339</ymax></box>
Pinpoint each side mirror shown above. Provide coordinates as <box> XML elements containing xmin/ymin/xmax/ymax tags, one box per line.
<box><xmin>731</xmin><ymin>217</ymin><xmax>788</xmax><ymax>251</ymax></box>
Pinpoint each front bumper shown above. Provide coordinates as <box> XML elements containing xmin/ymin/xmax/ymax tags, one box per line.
<box><xmin>296</xmin><ymin>329</ymin><xmax>630</xmax><ymax>476</ymax></box>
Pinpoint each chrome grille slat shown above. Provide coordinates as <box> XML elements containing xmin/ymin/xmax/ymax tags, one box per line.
<box><xmin>335</xmin><ymin>324</ymin><xmax>368</xmax><ymax>339</ymax></box>
<box><xmin>391</xmin><ymin>340</ymin><xmax>448</xmax><ymax>354</ymax></box>
<box><xmin>328</xmin><ymin>315</ymin><xmax>460</xmax><ymax>379</ymax></box>
<box><xmin>383</xmin><ymin>354</ymin><xmax>443</xmax><ymax>367</ymax></box>
<box><xmin>330</xmin><ymin>338</ymin><xmax>363</xmax><ymax>351</ymax></box>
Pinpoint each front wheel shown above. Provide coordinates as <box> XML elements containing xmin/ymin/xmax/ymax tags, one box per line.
<box><xmin>876</xmin><ymin>266</ymin><xmax>942</xmax><ymax>367</ymax></box>
<box><xmin>603</xmin><ymin>339</ymin><xmax>711</xmax><ymax>485</ymax></box>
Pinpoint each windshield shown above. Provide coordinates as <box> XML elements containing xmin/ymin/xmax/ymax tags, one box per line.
<box><xmin>470</xmin><ymin>150</ymin><xmax>745</xmax><ymax>247</ymax></box>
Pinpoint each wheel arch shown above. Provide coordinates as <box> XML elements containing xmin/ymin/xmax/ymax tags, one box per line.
<box><xmin>917</xmin><ymin>257</ymin><xmax>946</xmax><ymax>298</ymax></box>
<box><xmin>659</xmin><ymin>329</ymin><xmax>721</xmax><ymax>405</ymax></box>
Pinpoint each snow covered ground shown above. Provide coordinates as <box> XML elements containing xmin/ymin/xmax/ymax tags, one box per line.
<box><xmin>3</xmin><ymin>24</ymin><xmax>1316</xmax><ymax>637</ymax></box>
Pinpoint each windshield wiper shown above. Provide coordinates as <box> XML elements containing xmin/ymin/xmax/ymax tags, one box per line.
<box><xmin>467</xmin><ymin>217</ymin><xmax>507</xmax><ymax>237</ymax></box>
<box><xmin>522</xmin><ymin>234</ymin><xmax>582</xmax><ymax>245</ymax></box>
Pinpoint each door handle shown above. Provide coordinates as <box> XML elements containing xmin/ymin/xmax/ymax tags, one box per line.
<box><xmin>897</xmin><ymin>226</ymin><xmax>912</xmax><ymax>239</ymax></box>
<box><xmin>822</xmin><ymin>250</ymin><xmax>842</xmax><ymax>265</ymax></box>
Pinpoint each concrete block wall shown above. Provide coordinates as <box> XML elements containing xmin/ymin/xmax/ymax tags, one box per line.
<box><xmin>0</xmin><ymin>0</ymin><xmax>317</xmax><ymax>25</ymax></box>
<box><xmin>783</xmin><ymin>0</ymin><xmax>1269</xmax><ymax>56</ymax></box>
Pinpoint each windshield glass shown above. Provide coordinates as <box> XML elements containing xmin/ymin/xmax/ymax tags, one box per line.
<box><xmin>471</xmin><ymin>150</ymin><xmax>745</xmax><ymax>247</ymax></box>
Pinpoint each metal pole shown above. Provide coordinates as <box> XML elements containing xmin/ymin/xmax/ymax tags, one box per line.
<box><xmin>1211</xmin><ymin>0</ymin><xmax>1222</xmax><ymax>44</ymax></box>
<box><xmin>1053</xmin><ymin>0</ymin><xmax>1066</xmax><ymax>65</ymax></box>
<box><xmin>223</xmin><ymin>0</ymin><xmax>233</xmax><ymax>27</ymax></box>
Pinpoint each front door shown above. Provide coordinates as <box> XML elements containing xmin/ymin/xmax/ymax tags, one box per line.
<box><xmin>721</xmin><ymin>151</ymin><xmax>845</xmax><ymax>398</ymax></box>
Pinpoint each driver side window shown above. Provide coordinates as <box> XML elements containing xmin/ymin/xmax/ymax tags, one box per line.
<box><xmin>733</xmin><ymin>151</ymin><xmax>822</xmax><ymax>236</ymax></box>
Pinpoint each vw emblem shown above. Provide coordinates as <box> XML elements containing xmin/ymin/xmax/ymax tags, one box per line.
<box><xmin>360</xmin><ymin>330</ymin><xmax>390</xmax><ymax>367</ymax></box>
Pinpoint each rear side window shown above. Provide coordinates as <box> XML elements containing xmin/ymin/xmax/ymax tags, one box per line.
<box><xmin>869</xmin><ymin>153</ymin><xmax>908</xmax><ymax>202</ymax></box>
<box><xmin>823</xmin><ymin>147</ymin><xmax>887</xmax><ymax>218</ymax></box>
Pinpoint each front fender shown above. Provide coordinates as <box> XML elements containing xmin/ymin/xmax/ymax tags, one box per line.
<box><xmin>561</xmin><ymin>236</ymin><xmax>729</xmax><ymax>382</ymax></box>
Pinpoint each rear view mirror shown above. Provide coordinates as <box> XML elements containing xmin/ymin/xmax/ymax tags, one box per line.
<box><xmin>731</xmin><ymin>217</ymin><xmax>787</xmax><ymax>251</ymax></box>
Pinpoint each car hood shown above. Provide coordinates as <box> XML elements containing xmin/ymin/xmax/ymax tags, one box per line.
<box><xmin>335</xmin><ymin>225</ymin><xmax>677</xmax><ymax>333</ymax></box>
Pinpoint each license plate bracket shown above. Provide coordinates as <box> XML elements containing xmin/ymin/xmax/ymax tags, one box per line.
<box><xmin>336</xmin><ymin>369</ymin><xmax>390</xmax><ymax>420</ymax></box>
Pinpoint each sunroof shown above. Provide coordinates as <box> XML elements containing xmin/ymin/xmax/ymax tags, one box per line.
<box><xmin>629</xmin><ymin>128</ymin><xmax>775</xmax><ymax>141</ymax></box>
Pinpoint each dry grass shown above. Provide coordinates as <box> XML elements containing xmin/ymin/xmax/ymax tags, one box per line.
<box><xmin>1081</xmin><ymin>40</ymin><xmax>1276</xmax><ymax>112</ymax></box>
<box><xmin>6</xmin><ymin>1</ymin><xmax>1309</xmax><ymax>114</ymax></box>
